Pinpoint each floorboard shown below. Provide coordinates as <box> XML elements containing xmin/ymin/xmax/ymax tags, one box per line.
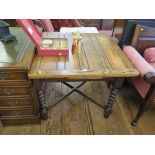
<box><xmin>0</xmin><ymin>81</ymin><xmax>155</xmax><ymax>135</ymax></box>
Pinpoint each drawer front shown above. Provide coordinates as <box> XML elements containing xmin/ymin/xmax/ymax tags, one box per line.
<box><xmin>0</xmin><ymin>108</ymin><xmax>37</xmax><ymax>116</ymax></box>
<box><xmin>0</xmin><ymin>72</ymin><xmax>27</xmax><ymax>81</ymax></box>
<box><xmin>0</xmin><ymin>85</ymin><xmax>30</xmax><ymax>96</ymax></box>
<box><xmin>1</xmin><ymin>116</ymin><xmax>40</xmax><ymax>126</ymax></box>
<box><xmin>0</xmin><ymin>98</ymin><xmax>33</xmax><ymax>108</ymax></box>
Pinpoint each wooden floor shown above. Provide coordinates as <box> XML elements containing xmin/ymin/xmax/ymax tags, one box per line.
<box><xmin>0</xmin><ymin>81</ymin><xmax>155</xmax><ymax>135</ymax></box>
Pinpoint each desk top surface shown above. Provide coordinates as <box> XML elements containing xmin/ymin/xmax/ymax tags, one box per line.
<box><xmin>0</xmin><ymin>27</ymin><xmax>35</xmax><ymax>70</ymax></box>
<box><xmin>28</xmin><ymin>32</ymin><xmax>139</xmax><ymax>80</ymax></box>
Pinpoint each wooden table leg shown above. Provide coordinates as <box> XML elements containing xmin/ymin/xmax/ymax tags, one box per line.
<box><xmin>104</xmin><ymin>78</ymin><xmax>124</xmax><ymax>118</ymax></box>
<box><xmin>35</xmin><ymin>80</ymin><xmax>48</xmax><ymax>120</ymax></box>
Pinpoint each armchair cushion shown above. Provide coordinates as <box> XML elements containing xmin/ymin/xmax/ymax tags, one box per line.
<box><xmin>144</xmin><ymin>47</ymin><xmax>155</xmax><ymax>63</ymax></box>
<box><xmin>132</xmin><ymin>61</ymin><xmax>155</xmax><ymax>98</ymax></box>
<box><xmin>99</xmin><ymin>30</ymin><xmax>112</xmax><ymax>36</ymax></box>
<box><xmin>131</xmin><ymin>77</ymin><xmax>150</xmax><ymax>98</ymax></box>
<box><xmin>123</xmin><ymin>46</ymin><xmax>155</xmax><ymax>76</ymax></box>
<box><xmin>150</xmin><ymin>61</ymin><xmax>155</xmax><ymax>68</ymax></box>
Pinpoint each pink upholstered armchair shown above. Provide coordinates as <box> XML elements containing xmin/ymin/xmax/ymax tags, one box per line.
<box><xmin>37</xmin><ymin>19</ymin><xmax>81</xmax><ymax>32</ymax></box>
<box><xmin>122</xmin><ymin>24</ymin><xmax>155</xmax><ymax>126</ymax></box>
<box><xmin>37</xmin><ymin>19</ymin><xmax>112</xmax><ymax>35</ymax></box>
<box><xmin>51</xmin><ymin>19</ymin><xmax>82</xmax><ymax>31</ymax></box>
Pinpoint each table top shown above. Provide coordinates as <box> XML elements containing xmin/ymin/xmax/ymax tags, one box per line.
<box><xmin>28</xmin><ymin>32</ymin><xmax>139</xmax><ymax>80</ymax></box>
<box><xmin>0</xmin><ymin>27</ymin><xmax>35</xmax><ymax>70</ymax></box>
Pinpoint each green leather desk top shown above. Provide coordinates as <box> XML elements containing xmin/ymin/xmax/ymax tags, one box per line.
<box><xmin>0</xmin><ymin>27</ymin><xmax>35</xmax><ymax>70</ymax></box>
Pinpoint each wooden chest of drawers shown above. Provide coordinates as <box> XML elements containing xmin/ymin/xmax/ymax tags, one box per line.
<box><xmin>0</xmin><ymin>71</ymin><xmax>27</xmax><ymax>81</ymax></box>
<box><xmin>0</xmin><ymin>28</ymin><xmax>40</xmax><ymax>126</ymax></box>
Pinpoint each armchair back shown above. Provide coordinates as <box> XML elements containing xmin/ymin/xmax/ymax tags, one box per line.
<box><xmin>119</xmin><ymin>19</ymin><xmax>155</xmax><ymax>47</ymax></box>
<box><xmin>119</xmin><ymin>21</ymin><xmax>155</xmax><ymax>125</ymax></box>
<box><xmin>131</xmin><ymin>24</ymin><xmax>155</xmax><ymax>54</ymax></box>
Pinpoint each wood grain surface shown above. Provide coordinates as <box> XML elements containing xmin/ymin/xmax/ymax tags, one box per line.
<box><xmin>28</xmin><ymin>33</ymin><xmax>139</xmax><ymax>80</ymax></box>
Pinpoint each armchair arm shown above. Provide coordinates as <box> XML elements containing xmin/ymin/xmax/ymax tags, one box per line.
<box><xmin>39</xmin><ymin>19</ymin><xmax>54</xmax><ymax>32</ymax></box>
<box><xmin>74</xmin><ymin>20</ymin><xmax>83</xmax><ymax>27</ymax></box>
<box><xmin>143</xmin><ymin>72</ymin><xmax>155</xmax><ymax>83</ymax></box>
<box><xmin>123</xmin><ymin>46</ymin><xmax>155</xmax><ymax>81</ymax></box>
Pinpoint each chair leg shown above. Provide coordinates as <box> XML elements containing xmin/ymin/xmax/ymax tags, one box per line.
<box><xmin>131</xmin><ymin>103</ymin><xmax>148</xmax><ymax>126</ymax></box>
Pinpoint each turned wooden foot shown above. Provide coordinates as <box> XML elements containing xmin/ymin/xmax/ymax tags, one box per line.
<box><xmin>38</xmin><ymin>90</ymin><xmax>48</xmax><ymax>120</ymax></box>
<box><xmin>131</xmin><ymin>100</ymin><xmax>151</xmax><ymax>126</ymax></box>
<box><xmin>131</xmin><ymin>106</ymin><xmax>146</xmax><ymax>126</ymax></box>
<box><xmin>131</xmin><ymin>120</ymin><xmax>138</xmax><ymax>126</ymax></box>
<box><xmin>104</xmin><ymin>107</ymin><xmax>112</xmax><ymax>118</ymax></box>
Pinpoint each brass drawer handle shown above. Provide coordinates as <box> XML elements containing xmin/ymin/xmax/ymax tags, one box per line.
<box><xmin>12</xmin><ymin>110</ymin><xmax>23</xmax><ymax>116</ymax></box>
<box><xmin>9</xmin><ymin>100</ymin><xmax>18</xmax><ymax>106</ymax></box>
<box><xmin>3</xmin><ymin>88</ymin><xmax>15</xmax><ymax>95</ymax></box>
<box><xmin>0</xmin><ymin>73</ymin><xmax>8</xmax><ymax>80</ymax></box>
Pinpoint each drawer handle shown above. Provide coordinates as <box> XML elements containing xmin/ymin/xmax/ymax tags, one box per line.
<box><xmin>9</xmin><ymin>100</ymin><xmax>18</xmax><ymax>106</ymax></box>
<box><xmin>3</xmin><ymin>88</ymin><xmax>15</xmax><ymax>95</ymax></box>
<box><xmin>0</xmin><ymin>73</ymin><xmax>8</xmax><ymax>80</ymax></box>
<box><xmin>12</xmin><ymin>110</ymin><xmax>23</xmax><ymax>116</ymax></box>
